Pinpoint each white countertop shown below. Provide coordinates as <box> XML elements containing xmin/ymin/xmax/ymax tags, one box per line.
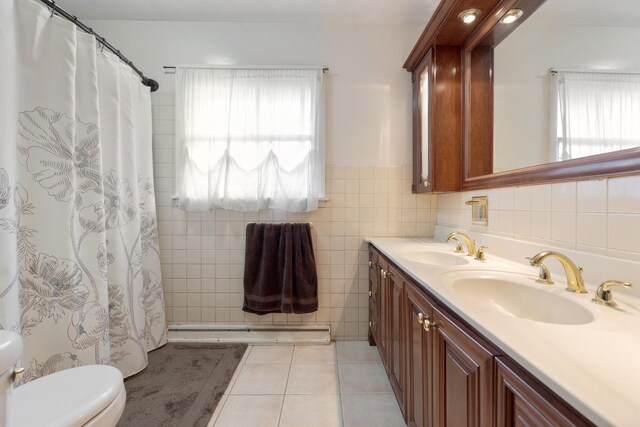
<box><xmin>366</xmin><ymin>236</ymin><xmax>640</xmax><ymax>427</ymax></box>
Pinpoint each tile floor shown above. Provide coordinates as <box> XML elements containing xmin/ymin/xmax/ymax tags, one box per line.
<box><xmin>208</xmin><ymin>341</ymin><xmax>406</xmax><ymax>427</ymax></box>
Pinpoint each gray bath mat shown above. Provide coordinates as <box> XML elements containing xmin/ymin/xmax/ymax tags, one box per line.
<box><xmin>118</xmin><ymin>342</ymin><xmax>248</xmax><ymax>427</ymax></box>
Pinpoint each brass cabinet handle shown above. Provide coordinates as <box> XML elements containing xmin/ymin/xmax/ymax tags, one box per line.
<box><xmin>380</xmin><ymin>268</ymin><xmax>387</xmax><ymax>279</ymax></box>
<box><xmin>423</xmin><ymin>317</ymin><xmax>431</xmax><ymax>332</ymax></box>
<box><xmin>369</xmin><ymin>321</ymin><xmax>373</xmax><ymax>327</ymax></box>
<box><xmin>417</xmin><ymin>312</ymin><xmax>424</xmax><ymax>324</ymax></box>
<box><xmin>368</xmin><ymin>290</ymin><xmax>373</xmax><ymax>297</ymax></box>
<box><xmin>368</xmin><ymin>260</ymin><xmax>373</xmax><ymax>268</ymax></box>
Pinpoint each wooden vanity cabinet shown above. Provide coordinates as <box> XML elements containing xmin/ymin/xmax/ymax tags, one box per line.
<box><xmin>368</xmin><ymin>244</ymin><xmax>594</xmax><ymax>427</ymax></box>
<box><xmin>387</xmin><ymin>264</ymin><xmax>407</xmax><ymax>418</ymax></box>
<box><xmin>404</xmin><ymin>278</ymin><xmax>497</xmax><ymax>427</ymax></box>
<box><xmin>431</xmin><ymin>303</ymin><xmax>497</xmax><ymax>426</ymax></box>
<box><xmin>405</xmin><ymin>280</ymin><xmax>435</xmax><ymax>427</ymax></box>
<box><xmin>368</xmin><ymin>249</ymin><xmax>380</xmax><ymax>346</ymax></box>
<box><xmin>377</xmin><ymin>257</ymin><xmax>390</xmax><ymax>372</ymax></box>
<box><xmin>496</xmin><ymin>358</ymin><xmax>593</xmax><ymax>427</ymax></box>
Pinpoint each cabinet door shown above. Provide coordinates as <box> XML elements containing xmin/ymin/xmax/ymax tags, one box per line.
<box><xmin>387</xmin><ymin>265</ymin><xmax>406</xmax><ymax>417</ymax></box>
<box><xmin>411</xmin><ymin>46</ymin><xmax>462</xmax><ymax>193</ymax></box>
<box><xmin>405</xmin><ymin>282</ymin><xmax>434</xmax><ymax>427</ymax></box>
<box><xmin>368</xmin><ymin>248</ymin><xmax>379</xmax><ymax>346</ymax></box>
<box><xmin>496</xmin><ymin>358</ymin><xmax>593</xmax><ymax>427</ymax></box>
<box><xmin>377</xmin><ymin>257</ymin><xmax>389</xmax><ymax>370</ymax></box>
<box><xmin>432</xmin><ymin>304</ymin><xmax>497</xmax><ymax>427</ymax></box>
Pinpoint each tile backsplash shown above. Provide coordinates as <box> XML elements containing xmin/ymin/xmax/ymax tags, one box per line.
<box><xmin>151</xmin><ymin>91</ymin><xmax>437</xmax><ymax>340</ymax></box>
<box><xmin>437</xmin><ymin>177</ymin><xmax>640</xmax><ymax>262</ymax></box>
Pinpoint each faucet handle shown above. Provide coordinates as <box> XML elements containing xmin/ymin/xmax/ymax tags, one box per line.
<box><xmin>474</xmin><ymin>246</ymin><xmax>488</xmax><ymax>261</ymax></box>
<box><xmin>525</xmin><ymin>257</ymin><xmax>554</xmax><ymax>284</ymax></box>
<box><xmin>448</xmin><ymin>236</ymin><xmax>465</xmax><ymax>253</ymax></box>
<box><xmin>592</xmin><ymin>280</ymin><xmax>632</xmax><ymax>307</ymax></box>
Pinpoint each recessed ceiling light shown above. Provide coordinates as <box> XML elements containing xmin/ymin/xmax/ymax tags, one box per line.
<box><xmin>458</xmin><ymin>9</ymin><xmax>481</xmax><ymax>24</ymax></box>
<box><xmin>499</xmin><ymin>8</ymin><xmax>524</xmax><ymax>24</ymax></box>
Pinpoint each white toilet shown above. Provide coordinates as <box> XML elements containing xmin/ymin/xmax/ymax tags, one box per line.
<box><xmin>0</xmin><ymin>330</ymin><xmax>126</xmax><ymax>427</ymax></box>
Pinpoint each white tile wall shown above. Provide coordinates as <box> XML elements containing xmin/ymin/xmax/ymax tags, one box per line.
<box><xmin>151</xmin><ymin>91</ymin><xmax>437</xmax><ymax>340</ymax></box>
<box><xmin>437</xmin><ymin>176</ymin><xmax>640</xmax><ymax>262</ymax></box>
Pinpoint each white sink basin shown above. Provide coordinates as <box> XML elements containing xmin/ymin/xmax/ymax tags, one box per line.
<box><xmin>438</xmin><ymin>271</ymin><xmax>594</xmax><ymax>325</ymax></box>
<box><xmin>403</xmin><ymin>250</ymin><xmax>469</xmax><ymax>266</ymax></box>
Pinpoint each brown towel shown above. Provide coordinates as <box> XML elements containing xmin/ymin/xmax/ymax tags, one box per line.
<box><xmin>243</xmin><ymin>223</ymin><xmax>318</xmax><ymax>315</ymax></box>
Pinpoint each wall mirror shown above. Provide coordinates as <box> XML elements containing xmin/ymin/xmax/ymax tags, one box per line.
<box><xmin>463</xmin><ymin>0</ymin><xmax>640</xmax><ymax>189</ymax></box>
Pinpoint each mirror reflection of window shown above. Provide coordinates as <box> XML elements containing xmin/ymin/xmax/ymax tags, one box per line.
<box><xmin>552</xmin><ymin>70</ymin><xmax>640</xmax><ymax>162</ymax></box>
<box><xmin>420</xmin><ymin>68</ymin><xmax>430</xmax><ymax>183</ymax></box>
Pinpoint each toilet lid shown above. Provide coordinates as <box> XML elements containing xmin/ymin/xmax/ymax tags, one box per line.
<box><xmin>11</xmin><ymin>365</ymin><xmax>124</xmax><ymax>427</ymax></box>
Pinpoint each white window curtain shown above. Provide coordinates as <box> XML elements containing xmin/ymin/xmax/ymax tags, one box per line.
<box><xmin>551</xmin><ymin>70</ymin><xmax>640</xmax><ymax>162</ymax></box>
<box><xmin>175</xmin><ymin>67</ymin><xmax>325</xmax><ymax>213</ymax></box>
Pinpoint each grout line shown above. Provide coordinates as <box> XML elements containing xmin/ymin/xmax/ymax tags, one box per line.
<box><xmin>334</xmin><ymin>341</ymin><xmax>347</xmax><ymax>427</ymax></box>
<box><xmin>276</xmin><ymin>346</ymin><xmax>295</xmax><ymax>426</ymax></box>
<box><xmin>209</xmin><ymin>345</ymin><xmax>252</xmax><ymax>427</ymax></box>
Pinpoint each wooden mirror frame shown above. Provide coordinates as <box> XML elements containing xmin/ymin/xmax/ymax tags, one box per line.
<box><xmin>461</xmin><ymin>0</ymin><xmax>640</xmax><ymax>190</ymax></box>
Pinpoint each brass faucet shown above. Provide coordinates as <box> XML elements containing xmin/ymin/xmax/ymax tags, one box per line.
<box><xmin>528</xmin><ymin>251</ymin><xmax>587</xmax><ymax>293</ymax></box>
<box><xmin>446</xmin><ymin>232</ymin><xmax>476</xmax><ymax>256</ymax></box>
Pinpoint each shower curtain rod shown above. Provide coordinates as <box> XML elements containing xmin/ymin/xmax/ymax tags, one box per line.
<box><xmin>37</xmin><ymin>0</ymin><xmax>159</xmax><ymax>92</ymax></box>
<box><xmin>163</xmin><ymin>65</ymin><xmax>329</xmax><ymax>73</ymax></box>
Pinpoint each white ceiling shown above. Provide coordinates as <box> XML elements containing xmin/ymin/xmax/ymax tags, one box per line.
<box><xmin>529</xmin><ymin>0</ymin><xmax>640</xmax><ymax>28</ymax></box>
<box><xmin>54</xmin><ymin>0</ymin><xmax>440</xmax><ymax>25</ymax></box>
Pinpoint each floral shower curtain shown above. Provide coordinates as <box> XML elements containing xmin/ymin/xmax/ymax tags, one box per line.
<box><xmin>0</xmin><ymin>0</ymin><xmax>167</xmax><ymax>381</ymax></box>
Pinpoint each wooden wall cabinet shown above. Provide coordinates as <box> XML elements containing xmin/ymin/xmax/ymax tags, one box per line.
<box><xmin>410</xmin><ymin>47</ymin><xmax>462</xmax><ymax>193</ymax></box>
<box><xmin>368</xmin><ymin>244</ymin><xmax>594</xmax><ymax>427</ymax></box>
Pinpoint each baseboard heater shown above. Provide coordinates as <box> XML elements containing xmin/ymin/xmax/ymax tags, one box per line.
<box><xmin>167</xmin><ymin>324</ymin><xmax>331</xmax><ymax>345</ymax></box>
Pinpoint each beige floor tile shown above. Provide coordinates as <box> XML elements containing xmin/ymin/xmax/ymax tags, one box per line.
<box><xmin>286</xmin><ymin>363</ymin><xmax>339</xmax><ymax>394</ymax></box>
<box><xmin>213</xmin><ymin>395</ymin><xmax>283</xmax><ymax>427</ymax></box>
<box><xmin>336</xmin><ymin>341</ymin><xmax>382</xmax><ymax>363</ymax></box>
<box><xmin>279</xmin><ymin>394</ymin><xmax>343</xmax><ymax>427</ymax></box>
<box><xmin>341</xmin><ymin>394</ymin><xmax>405</xmax><ymax>427</ymax></box>
<box><xmin>246</xmin><ymin>345</ymin><xmax>294</xmax><ymax>364</ymax></box>
<box><xmin>206</xmin><ymin>394</ymin><xmax>228</xmax><ymax>427</ymax></box>
<box><xmin>292</xmin><ymin>343</ymin><xmax>336</xmax><ymax>363</ymax></box>
<box><xmin>224</xmin><ymin>346</ymin><xmax>251</xmax><ymax>394</ymax></box>
<box><xmin>231</xmin><ymin>363</ymin><xmax>290</xmax><ymax>395</ymax></box>
<box><xmin>338</xmin><ymin>363</ymin><xmax>392</xmax><ymax>394</ymax></box>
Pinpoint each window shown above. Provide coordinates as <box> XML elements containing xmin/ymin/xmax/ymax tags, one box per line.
<box><xmin>551</xmin><ymin>71</ymin><xmax>640</xmax><ymax>162</ymax></box>
<box><xmin>175</xmin><ymin>67</ymin><xmax>325</xmax><ymax>212</ymax></box>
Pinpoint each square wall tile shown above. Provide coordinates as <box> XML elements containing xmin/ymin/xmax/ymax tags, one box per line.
<box><xmin>530</xmin><ymin>212</ymin><xmax>551</xmax><ymax>241</ymax></box>
<box><xmin>576</xmin><ymin>213</ymin><xmax>607</xmax><ymax>248</ymax></box>
<box><xmin>608</xmin><ymin>176</ymin><xmax>640</xmax><ymax>214</ymax></box>
<box><xmin>531</xmin><ymin>184</ymin><xmax>552</xmax><ymax>212</ymax></box>
<box><xmin>552</xmin><ymin>182</ymin><xmax>577</xmax><ymax>212</ymax></box>
<box><xmin>577</xmin><ymin>180</ymin><xmax>607</xmax><ymax>213</ymax></box>
<box><xmin>608</xmin><ymin>214</ymin><xmax>640</xmax><ymax>253</ymax></box>
<box><xmin>551</xmin><ymin>211</ymin><xmax>576</xmax><ymax>244</ymax></box>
